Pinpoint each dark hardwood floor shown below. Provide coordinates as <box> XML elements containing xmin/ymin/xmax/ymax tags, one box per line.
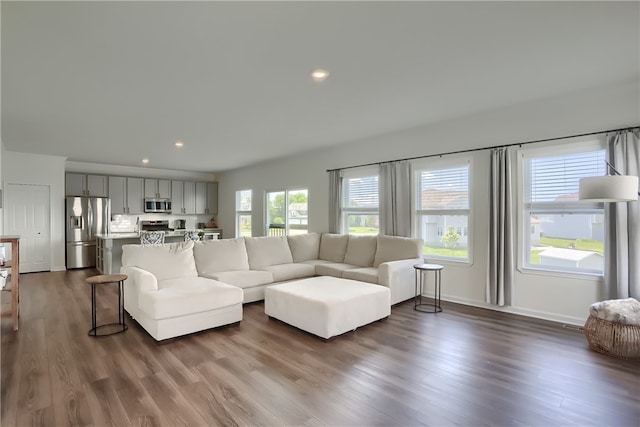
<box><xmin>2</xmin><ymin>270</ymin><xmax>638</xmax><ymax>427</ymax></box>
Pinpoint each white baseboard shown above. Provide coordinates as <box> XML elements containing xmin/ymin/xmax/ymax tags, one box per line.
<box><xmin>441</xmin><ymin>295</ymin><xmax>586</xmax><ymax>327</ymax></box>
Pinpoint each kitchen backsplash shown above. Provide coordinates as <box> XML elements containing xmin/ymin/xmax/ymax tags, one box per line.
<box><xmin>109</xmin><ymin>214</ymin><xmax>214</xmax><ymax>233</ymax></box>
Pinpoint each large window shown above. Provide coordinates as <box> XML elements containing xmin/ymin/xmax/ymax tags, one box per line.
<box><xmin>414</xmin><ymin>161</ymin><xmax>470</xmax><ymax>262</ymax></box>
<box><xmin>342</xmin><ymin>168</ymin><xmax>379</xmax><ymax>235</ymax></box>
<box><xmin>235</xmin><ymin>190</ymin><xmax>252</xmax><ymax>237</ymax></box>
<box><xmin>522</xmin><ymin>143</ymin><xmax>606</xmax><ymax>275</ymax></box>
<box><xmin>266</xmin><ymin>188</ymin><xmax>308</xmax><ymax>235</ymax></box>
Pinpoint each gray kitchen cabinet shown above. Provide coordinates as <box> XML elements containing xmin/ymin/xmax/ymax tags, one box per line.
<box><xmin>171</xmin><ymin>180</ymin><xmax>196</xmax><ymax>214</ymax></box>
<box><xmin>206</xmin><ymin>182</ymin><xmax>218</xmax><ymax>215</ymax></box>
<box><xmin>195</xmin><ymin>181</ymin><xmax>218</xmax><ymax>215</ymax></box>
<box><xmin>127</xmin><ymin>177</ymin><xmax>144</xmax><ymax>214</ymax></box>
<box><xmin>183</xmin><ymin>181</ymin><xmax>196</xmax><ymax>214</ymax></box>
<box><xmin>109</xmin><ymin>176</ymin><xmax>144</xmax><ymax>214</ymax></box>
<box><xmin>109</xmin><ymin>176</ymin><xmax>127</xmax><ymax>214</ymax></box>
<box><xmin>144</xmin><ymin>179</ymin><xmax>171</xmax><ymax>198</ymax></box>
<box><xmin>66</xmin><ymin>173</ymin><xmax>108</xmax><ymax>197</ymax></box>
<box><xmin>195</xmin><ymin>182</ymin><xmax>207</xmax><ymax>214</ymax></box>
<box><xmin>171</xmin><ymin>180</ymin><xmax>184</xmax><ymax>214</ymax></box>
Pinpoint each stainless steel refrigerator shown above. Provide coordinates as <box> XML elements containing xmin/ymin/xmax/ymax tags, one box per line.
<box><xmin>65</xmin><ymin>197</ymin><xmax>110</xmax><ymax>269</ymax></box>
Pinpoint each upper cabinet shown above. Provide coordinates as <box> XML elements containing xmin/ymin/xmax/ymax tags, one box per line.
<box><xmin>68</xmin><ymin>172</ymin><xmax>215</xmax><ymax>216</ymax></box>
<box><xmin>144</xmin><ymin>179</ymin><xmax>171</xmax><ymax>199</ymax></box>
<box><xmin>171</xmin><ymin>180</ymin><xmax>197</xmax><ymax>214</ymax></box>
<box><xmin>195</xmin><ymin>181</ymin><xmax>218</xmax><ymax>215</ymax></box>
<box><xmin>183</xmin><ymin>181</ymin><xmax>197</xmax><ymax>214</ymax></box>
<box><xmin>171</xmin><ymin>180</ymin><xmax>184</xmax><ymax>214</ymax></box>
<box><xmin>108</xmin><ymin>176</ymin><xmax>127</xmax><ymax>214</ymax></box>
<box><xmin>66</xmin><ymin>173</ymin><xmax>108</xmax><ymax>197</ymax></box>
<box><xmin>206</xmin><ymin>182</ymin><xmax>218</xmax><ymax>215</ymax></box>
<box><xmin>109</xmin><ymin>176</ymin><xmax>144</xmax><ymax>214</ymax></box>
<box><xmin>127</xmin><ymin>178</ymin><xmax>144</xmax><ymax>214</ymax></box>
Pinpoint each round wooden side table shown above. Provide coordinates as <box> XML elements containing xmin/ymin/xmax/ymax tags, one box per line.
<box><xmin>414</xmin><ymin>263</ymin><xmax>443</xmax><ymax>313</ymax></box>
<box><xmin>86</xmin><ymin>274</ymin><xmax>128</xmax><ymax>337</ymax></box>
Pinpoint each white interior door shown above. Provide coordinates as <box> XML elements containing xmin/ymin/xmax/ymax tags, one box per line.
<box><xmin>4</xmin><ymin>184</ymin><xmax>51</xmax><ymax>273</ymax></box>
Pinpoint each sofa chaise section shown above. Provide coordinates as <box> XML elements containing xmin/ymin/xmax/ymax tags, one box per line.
<box><xmin>121</xmin><ymin>241</ymin><xmax>243</xmax><ymax>340</ymax></box>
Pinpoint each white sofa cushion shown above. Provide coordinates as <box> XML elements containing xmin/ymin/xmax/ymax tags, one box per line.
<box><xmin>344</xmin><ymin>235</ymin><xmax>377</xmax><ymax>267</ymax></box>
<box><xmin>245</xmin><ymin>236</ymin><xmax>293</xmax><ymax>269</ymax></box>
<box><xmin>121</xmin><ymin>241</ymin><xmax>198</xmax><ymax>281</ymax></box>
<box><xmin>193</xmin><ymin>238</ymin><xmax>249</xmax><ymax>275</ymax></box>
<box><xmin>315</xmin><ymin>262</ymin><xmax>359</xmax><ymax>278</ymax></box>
<box><xmin>319</xmin><ymin>233</ymin><xmax>349</xmax><ymax>263</ymax></box>
<box><xmin>258</xmin><ymin>263</ymin><xmax>316</xmax><ymax>282</ymax></box>
<box><xmin>373</xmin><ymin>235</ymin><xmax>423</xmax><ymax>267</ymax></box>
<box><xmin>288</xmin><ymin>233</ymin><xmax>321</xmax><ymax>262</ymax></box>
<box><xmin>139</xmin><ymin>277</ymin><xmax>243</xmax><ymax>320</ymax></box>
<box><xmin>201</xmin><ymin>270</ymin><xmax>274</xmax><ymax>289</ymax></box>
<box><xmin>342</xmin><ymin>267</ymin><xmax>379</xmax><ymax>284</ymax></box>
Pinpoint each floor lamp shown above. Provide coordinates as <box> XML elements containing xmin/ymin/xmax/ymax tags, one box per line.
<box><xmin>579</xmin><ymin>161</ymin><xmax>640</xmax><ymax>360</ymax></box>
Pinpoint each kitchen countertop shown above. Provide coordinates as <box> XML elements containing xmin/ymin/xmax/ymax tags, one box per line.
<box><xmin>96</xmin><ymin>231</ymin><xmax>188</xmax><ymax>240</ymax></box>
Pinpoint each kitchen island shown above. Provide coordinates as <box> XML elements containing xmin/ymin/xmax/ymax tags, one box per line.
<box><xmin>96</xmin><ymin>232</ymin><xmax>187</xmax><ymax>275</ymax></box>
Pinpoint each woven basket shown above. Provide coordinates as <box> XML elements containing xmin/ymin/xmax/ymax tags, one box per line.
<box><xmin>583</xmin><ymin>315</ymin><xmax>640</xmax><ymax>360</ymax></box>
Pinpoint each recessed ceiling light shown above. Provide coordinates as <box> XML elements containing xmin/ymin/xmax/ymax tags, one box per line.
<box><xmin>311</xmin><ymin>69</ymin><xmax>329</xmax><ymax>82</ymax></box>
<box><xmin>142</xmin><ymin>158</ymin><xmax>149</xmax><ymax>164</ymax></box>
<box><xmin>175</xmin><ymin>141</ymin><xmax>184</xmax><ymax>148</ymax></box>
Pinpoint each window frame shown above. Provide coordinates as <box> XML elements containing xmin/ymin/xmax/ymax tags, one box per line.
<box><xmin>412</xmin><ymin>156</ymin><xmax>473</xmax><ymax>264</ymax></box>
<box><xmin>265</xmin><ymin>187</ymin><xmax>309</xmax><ymax>236</ymax></box>
<box><xmin>235</xmin><ymin>189</ymin><xmax>252</xmax><ymax>237</ymax></box>
<box><xmin>517</xmin><ymin>138</ymin><xmax>607</xmax><ymax>277</ymax></box>
<box><xmin>341</xmin><ymin>166</ymin><xmax>380</xmax><ymax>235</ymax></box>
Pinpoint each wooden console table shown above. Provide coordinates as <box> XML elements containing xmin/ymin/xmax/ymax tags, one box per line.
<box><xmin>1</xmin><ymin>235</ymin><xmax>20</xmax><ymax>331</ymax></box>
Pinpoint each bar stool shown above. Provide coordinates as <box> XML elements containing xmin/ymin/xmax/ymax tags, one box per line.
<box><xmin>86</xmin><ymin>274</ymin><xmax>128</xmax><ymax>337</ymax></box>
<box><xmin>413</xmin><ymin>263</ymin><xmax>443</xmax><ymax>313</ymax></box>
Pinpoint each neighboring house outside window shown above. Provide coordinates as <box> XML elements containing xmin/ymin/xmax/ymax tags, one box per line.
<box><xmin>235</xmin><ymin>189</ymin><xmax>252</xmax><ymax>237</ymax></box>
<box><xmin>413</xmin><ymin>159</ymin><xmax>471</xmax><ymax>262</ymax></box>
<box><xmin>266</xmin><ymin>188</ymin><xmax>308</xmax><ymax>235</ymax></box>
<box><xmin>341</xmin><ymin>167</ymin><xmax>379</xmax><ymax>235</ymax></box>
<box><xmin>520</xmin><ymin>140</ymin><xmax>606</xmax><ymax>275</ymax></box>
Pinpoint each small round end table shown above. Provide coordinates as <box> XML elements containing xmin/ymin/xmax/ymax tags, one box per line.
<box><xmin>414</xmin><ymin>263</ymin><xmax>443</xmax><ymax>313</ymax></box>
<box><xmin>86</xmin><ymin>274</ymin><xmax>128</xmax><ymax>337</ymax></box>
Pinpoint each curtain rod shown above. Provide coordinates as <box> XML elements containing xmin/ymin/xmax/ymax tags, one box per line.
<box><xmin>325</xmin><ymin>125</ymin><xmax>640</xmax><ymax>173</ymax></box>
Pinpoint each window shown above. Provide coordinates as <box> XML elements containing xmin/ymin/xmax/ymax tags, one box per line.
<box><xmin>235</xmin><ymin>190</ymin><xmax>252</xmax><ymax>237</ymax></box>
<box><xmin>342</xmin><ymin>168</ymin><xmax>379</xmax><ymax>235</ymax></box>
<box><xmin>266</xmin><ymin>188</ymin><xmax>308</xmax><ymax>235</ymax></box>
<box><xmin>414</xmin><ymin>161</ymin><xmax>470</xmax><ymax>262</ymax></box>
<box><xmin>522</xmin><ymin>143</ymin><xmax>606</xmax><ymax>275</ymax></box>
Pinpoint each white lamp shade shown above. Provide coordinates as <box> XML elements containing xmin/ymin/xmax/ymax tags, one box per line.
<box><xmin>579</xmin><ymin>175</ymin><xmax>639</xmax><ymax>202</ymax></box>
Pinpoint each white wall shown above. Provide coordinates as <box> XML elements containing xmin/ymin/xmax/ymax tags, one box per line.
<box><xmin>218</xmin><ymin>80</ymin><xmax>639</xmax><ymax>325</ymax></box>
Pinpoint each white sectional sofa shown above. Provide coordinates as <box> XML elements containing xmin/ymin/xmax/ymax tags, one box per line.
<box><xmin>121</xmin><ymin>233</ymin><xmax>423</xmax><ymax>340</ymax></box>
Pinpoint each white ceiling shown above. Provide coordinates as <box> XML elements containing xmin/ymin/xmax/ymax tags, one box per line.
<box><xmin>2</xmin><ymin>1</ymin><xmax>639</xmax><ymax>173</ymax></box>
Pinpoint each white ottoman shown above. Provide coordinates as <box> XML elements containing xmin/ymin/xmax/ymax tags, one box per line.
<box><xmin>264</xmin><ymin>276</ymin><xmax>391</xmax><ymax>339</ymax></box>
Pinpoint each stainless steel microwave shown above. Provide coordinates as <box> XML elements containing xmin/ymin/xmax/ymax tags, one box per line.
<box><xmin>144</xmin><ymin>198</ymin><xmax>172</xmax><ymax>213</ymax></box>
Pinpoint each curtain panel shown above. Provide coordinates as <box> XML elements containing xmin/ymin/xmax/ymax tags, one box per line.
<box><xmin>604</xmin><ymin>129</ymin><xmax>640</xmax><ymax>299</ymax></box>
<box><xmin>328</xmin><ymin>169</ymin><xmax>343</xmax><ymax>234</ymax></box>
<box><xmin>379</xmin><ymin>160</ymin><xmax>412</xmax><ymax>237</ymax></box>
<box><xmin>486</xmin><ymin>147</ymin><xmax>514</xmax><ymax>306</ymax></box>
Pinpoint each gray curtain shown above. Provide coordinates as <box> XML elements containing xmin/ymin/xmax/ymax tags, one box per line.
<box><xmin>486</xmin><ymin>147</ymin><xmax>514</xmax><ymax>306</ymax></box>
<box><xmin>379</xmin><ymin>160</ymin><xmax>412</xmax><ymax>237</ymax></box>
<box><xmin>328</xmin><ymin>169</ymin><xmax>343</xmax><ymax>234</ymax></box>
<box><xmin>604</xmin><ymin>129</ymin><xmax>640</xmax><ymax>299</ymax></box>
